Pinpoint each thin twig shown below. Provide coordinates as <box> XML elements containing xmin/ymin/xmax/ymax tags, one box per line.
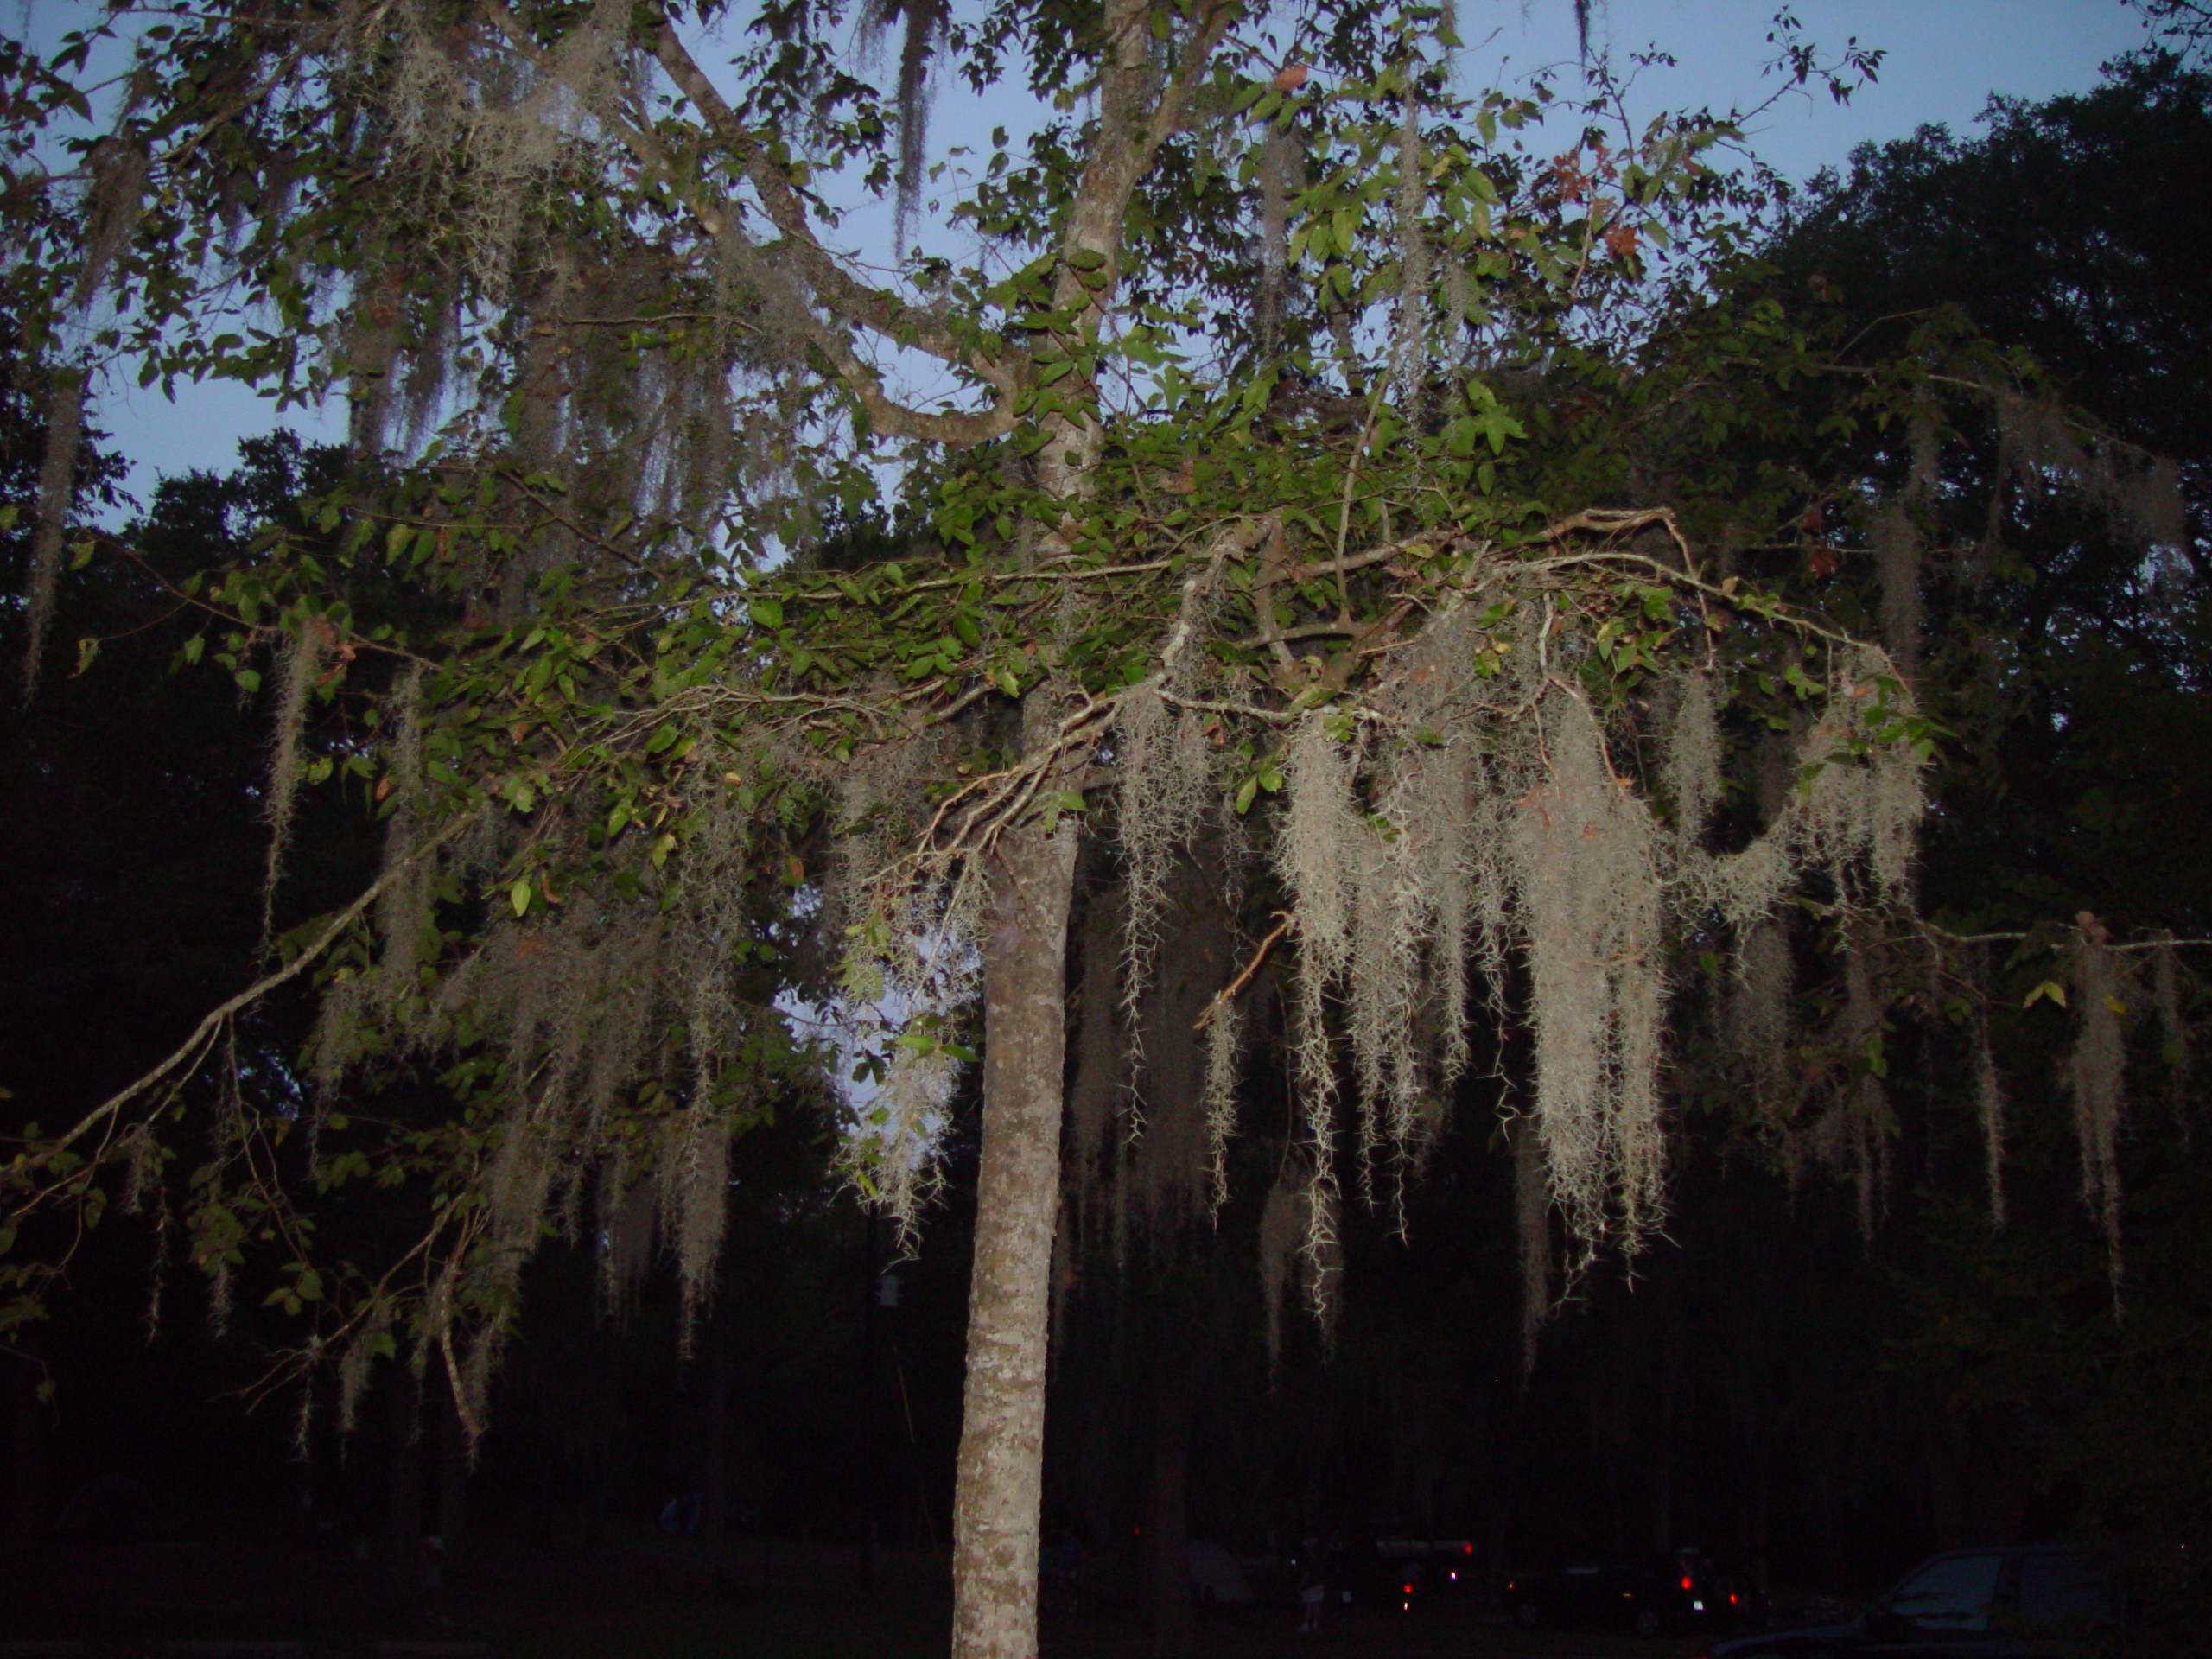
<box><xmin>1916</xmin><ymin>924</ymin><xmax>2212</xmax><ymax>954</ymax></box>
<box><xmin>1193</xmin><ymin>912</ymin><xmax>1295</xmax><ymax>1032</ymax></box>
<box><xmin>1327</xmin><ymin>383</ymin><xmax>1393</xmax><ymax>617</ymax></box>
<box><xmin>11</xmin><ymin>817</ymin><xmax>467</xmax><ymax>1201</ymax></box>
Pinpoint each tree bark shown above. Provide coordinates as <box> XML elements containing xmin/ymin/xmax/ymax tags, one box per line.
<box><xmin>950</xmin><ymin>692</ymin><xmax>1080</xmax><ymax>1659</ymax></box>
<box><xmin>946</xmin><ymin>6</ymin><xmax>1175</xmax><ymax>1649</ymax></box>
<box><xmin>704</xmin><ymin>1309</ymin><xmax>730</xmax><ymax>1545</ymax></box>
<box><xmin>1149</xmin><ymin>1382</ymin><xmax>1192</xmax><ymax>1659</ymax></box>
<box><xmin>436</xmin><ymin>1386</ymin><xmax>468</xmax><ymax>1559</ymax></box>
<box><xmin>386</xmin><ymin>1375</ymin><xmax>423</xmax><ymax>1600</ymax></box>
<box><xmin>7</xmin><ymin>1351</ymin><xmax>44</xmax><ymax>1547</ymax></box>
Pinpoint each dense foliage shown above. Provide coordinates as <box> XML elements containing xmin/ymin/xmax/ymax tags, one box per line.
<box><xmin>2</xmin><ymin>7</ymin><xmax>2205</xmax><ymax>1656</ymax></box>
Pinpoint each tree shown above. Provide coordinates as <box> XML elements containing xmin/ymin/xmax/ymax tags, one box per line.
<box><xmin>1756</xmin><ymin>53</ymin><xmax>2212</xmax><ymax>1627</ymax></box>
<box><xmin>16</xmin><ymin>7</ymin><xmax>2178</xmax><ymax>1659</ymax></box>
<box><xmin>1770</xmin><ymin>49</ymin><xmax>2209</xmax><ymax>580</ymax></box>
<box><xmin>2128</xmin><ymin>0</ymin><xmax>2212</xmax><ymax>56</ymax></box>
<box><xmin>1738</xmin><ymin>51</ymin><xmax>2207</xmax><ymax>1268</ymax></box>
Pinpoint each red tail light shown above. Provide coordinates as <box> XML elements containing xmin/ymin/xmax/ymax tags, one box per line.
<box><xmin>1681</xmin><ymin>1575</ymin><xmax>1694</xmax><ymax>1591</ymax></box>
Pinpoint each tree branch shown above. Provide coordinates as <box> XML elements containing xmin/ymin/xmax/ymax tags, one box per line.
<box><xmin>478</xmin><ymin>1</ymin><xmax>1021</xmax><ymax>446</ymax></box>
<box><xmin>636</xmin><ymin>12</ymin><xmax>977</xmax><ymax>365</ymax></box>
<box><xmin>1193</xmin><ymin>911</ymin><xmax>1294</xmax><ymax>1031</ymax></box>
<box><xmin>9</xmin><ymin>817</ymin><xmax>467</xmax><ymax>1205</ymax></box>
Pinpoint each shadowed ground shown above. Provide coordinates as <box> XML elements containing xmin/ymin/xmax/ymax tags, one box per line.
<box><xmin>0</xmin><ymin>1538</ymin><xmax>1720</xmax><ymax>1658</ymax></box>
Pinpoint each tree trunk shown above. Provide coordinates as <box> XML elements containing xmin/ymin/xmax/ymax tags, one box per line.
<box><xmin>7</xmin><ymin>1351</ymin><xmax>44</xmax><ymax>1547</ymax></box>
<box><xmin>436</xmin><ymin>1385</ymin><xmax>468</xmax><ymax>1559</ymax></box>
<box><xmin>947</xmin><ymin>5</ymin><xmax>1153</xmax><ymax>1645</ymax></box>
<box><xmin>704</xmin><ymin>1311</ymin><xmax>730</xmax><ymax>1544</ymax></box>
<box><xmin>950</xmin><ymin>692</ymin><xmax>1079</xmax><ymax>1659</ymax></box>
<box><xmin>1148</xmin><ymin>1382</ymin><xmax>1192</xmax><ymax>1659</ymax></box>
<box><xmin>386</xmin><ymin>1376</ymin><xmax>423</xmax><ymax>1600</ymax></box>
<box><xmin>861</xmin><ymin>1214</ymin><xmax>880</xmax><ymax>1589</ymax></box>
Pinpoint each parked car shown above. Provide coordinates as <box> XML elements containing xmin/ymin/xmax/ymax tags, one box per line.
<box><xmin>1700</xmin><ymin>1544</ymin><xmax>2121</xmax><ymax>1658</ymax></box>
<box><xmin>1292</xmin><ymin>1525</ymin><xmax>1482</xmax><ymax>1613</ymax></box>
<box><xmin>1373</xmin><ymin>1529</ymin><xmax>1483</xmax><ymax>1610</ymax></box>
<box><xmin>1507</xmin><ymin>1548</ymin><xmax>1764</xmax><ymax>1637</ymax></box>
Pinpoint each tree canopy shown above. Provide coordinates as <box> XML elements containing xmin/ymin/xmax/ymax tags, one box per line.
<box><xmin>3</xmin><ymin>7</ymin><xmax>2205</xmax><ymax>1657</ymax></box>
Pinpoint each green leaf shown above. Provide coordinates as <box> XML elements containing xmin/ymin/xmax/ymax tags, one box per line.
<box><xmin>510</xmin><ymin>878</ymin><xmax>532</xmax><ymax>918</ymax></box>
<box><xmin>1331</xmin><ymin>204</ymin><xmax>1359</xmax><ymax>257</ymax></box>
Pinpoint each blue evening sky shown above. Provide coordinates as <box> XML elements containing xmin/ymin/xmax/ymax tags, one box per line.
<box><xmin>79</xmin><ymin>0</ymin><xmax>2157</xmax><ymax>510</ymax></box>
